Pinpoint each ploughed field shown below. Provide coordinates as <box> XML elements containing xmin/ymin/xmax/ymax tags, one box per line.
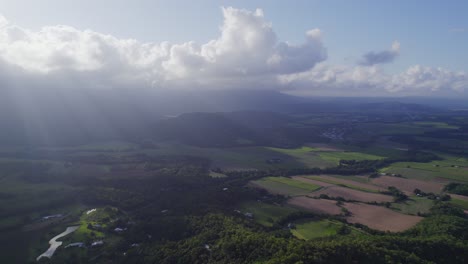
<box><xmin>249</xmin><ymin>171</ymin><xmax>466</xmax><ymax>232</ymax></box>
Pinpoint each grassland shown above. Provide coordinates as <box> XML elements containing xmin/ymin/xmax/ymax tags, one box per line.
<box><xmin>291</xmin><ymin>219</ymin><xmax>344</xmax><ymax>240</ymax></box>
<box><xmin>381</xmin><ymin>156</ymin><xmax>468</xmax><ymax>182</ymax></box>
<box><xmin>250</xmin><ymin>177</ymin><xmax>321</xmax><ymax>196</ymax></box>
<box><xmin>413</xmin><ymin>121</ymin><xmax>459</xmax><ymax>129</ymax></box>
<box><xmin>450</xmin><ymin>198</ymin><xmax>468</xmax><ymax>210</ymax></box>
<box><xmin>266</xmin><ymin>146</ymin><xmax>335</xmax><ymax>168</ymax></box>
<box><xmin>318</xmin><ymin>151</ymin><xmax>383</xmax><ymax>164</ymax></box>
<box><xmin>240</xmin><ymin>202</ymin><xmax>299</xmax><ymax>227</ymax></box>
<box><xmin>391</xmin><ymin>197</ymin><xmax>434</xmax><ymax>215</ymax></box>
<box><xmin>303</xmin><ymin>175</ymin><xmax>380</xmax><ymax>193</ymax></box>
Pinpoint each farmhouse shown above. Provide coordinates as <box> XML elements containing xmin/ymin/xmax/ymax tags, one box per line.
<box><xmin>65</xmin><ymin>242</ymin><xmax>85</xmax><ymax>248</ymax></box>
<box><xmin>91</xmin><ymin>240</ymin><xmax>104</xmax><ymax>247</ymax></box>
<box><xmin>41</xmin><ymin>214</ymin><xmax>63</xmax><ymax>220</ymax></box>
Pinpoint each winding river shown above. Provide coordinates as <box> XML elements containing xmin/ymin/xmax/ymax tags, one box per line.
<box><xmin>36</xmin><ymin>226</ymin><xmax>79</xmax><ymax>261</ymax></box>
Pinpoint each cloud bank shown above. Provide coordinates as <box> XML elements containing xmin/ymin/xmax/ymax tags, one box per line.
<box><xmin>0</xmin><ymin>8</ymin><xmax>467</xmax><ymax>97</ymax></box>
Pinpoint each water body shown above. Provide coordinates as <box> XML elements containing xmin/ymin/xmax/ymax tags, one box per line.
<box><xmin>36</xmin><ymin>226</ymin><xmax>79</xmax><ymax>261</ymax></box>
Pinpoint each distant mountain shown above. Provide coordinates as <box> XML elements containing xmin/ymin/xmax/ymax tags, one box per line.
<box><xmin>0</xmin><ymin>86</ymin><xmax>457</xmax><ymax>147</ymax></box>
<box><xmin>154</xmin><ymin>112</ymin><xmax>264</xmax><ymax>147</ymax></box>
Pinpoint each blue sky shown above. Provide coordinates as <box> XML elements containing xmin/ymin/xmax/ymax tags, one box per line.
<box><xmin>0</xmin><ymin>0</ymin><xmax>467</xmax><ymax>97</ymax></box>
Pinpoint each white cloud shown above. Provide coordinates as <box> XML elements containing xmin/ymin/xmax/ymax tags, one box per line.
<box><xmin>0</xmin><ymin>7</ymin><xmax>326</xmax><ymax>90</ymax></box>
<box><xmin>359</xmin><ymin>41</ymin><xmax>400</xmax><ymax>66</ymax></box>
<box><xmin>280</xmin><ymin>64</ymin><xmax>468</xmax><ymax>96</ymax></box>
<box><xmin>0</xmin><ymin>8</ymin><xmax>466</xmax><ymax>97</ymax></box>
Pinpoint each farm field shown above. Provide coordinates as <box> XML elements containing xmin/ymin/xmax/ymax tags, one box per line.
<box><xmin>240</xmin><ymin>202</ymin><xmax>299</xmax><ymax>227</ymax></box>
<box><xmin>381</xmin><ymin>159</ymin><xmax>468</xmax><ymax>182</ymax></box>
<box><xmin>343</xmin><ymin>202</ymin><xmax>423</xmax><ymax>232</ymax></box>
<box><xmin>413</xmin><ymin>121</ymin><xmax>459</xmax><ymax>129</ymax></box>
<box><xmin>450</xmin><ymin>197</ymin><xmax>468</xmax><ymax>210</ymax></box>
<box><xmin>370</xmin><ymin>175</ymin><xmax>445</xmax><ymax>194</ymax></box>
<box><xmin>318</xmin><ymin>151</ymin><xmax>383</xmax><ymax>164</ymax></box>
<box><xmin>266</xmin><ymin>146</ymin><xmax>335</xmax><ymax>168</ymax></box>
<box><xmin>301</xmin><ymin>175</ymin><xmax>383</xmax><ymax>193</ymax></box>
<box><xmin>391</xmin><ymin>197</ymin><xmax>434</xmax><ymax>215</ymax></box>
<box><xmin>249</xmin><ymin>177</ymin><xmax>321</xmax><ymax>196</ymax></box>
<box><xmin>312</xmin><ymin>186</ymin><xmax>393</xmax><ymax>203</ymax></box>
<box><xmin>291</xmin><ymin>219</ymin><xmax>346</xmax><ymax>240</ymax></box>
<box><xmin>287</xmin><ymin>197</ymin><xmax>342</xmax><ymax>215</ymax></box>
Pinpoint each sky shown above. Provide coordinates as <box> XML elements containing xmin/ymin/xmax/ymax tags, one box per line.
<box><xmin>0</xmin><ymin>0</ymin><xmax>467</xmax><ymax>97</ymax></box>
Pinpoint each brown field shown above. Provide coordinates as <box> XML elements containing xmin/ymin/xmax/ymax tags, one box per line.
<box><xmin>371</xmin><ymin>176</ymin><xmax>444</xmax><ymax>194</ymax></box>
<box><xmin>313</xmin><ymin>186</ymin><xmax>393</xmax><ymax>203</ymax></box>
<box><xmin>288</xmin><ymin>197</ymin><xmax>342</xmax><ymax>215</ymax></box>
<box><xmin>292</xmin><ymin>176</ymin><xmax>334</xmax><ymax>187</ymax></box>
<box><xmin>343</xmin><ymin>202</ymin><xmax>423</xmax><ymax>232</ymax></box>
<box><xmin>306</xmin><ymin>175</ymin><xmax>384</xmax><ymax>192</ymax></box>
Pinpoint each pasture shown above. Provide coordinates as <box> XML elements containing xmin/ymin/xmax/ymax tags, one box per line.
<box><xmin>250</xmin><ymin>177</ymin><xmax>321</xmax><ymax>196</ymax></box>
<box><xmin>391</xmin><ymin>197</ymin><xmax>434</xmax><ymax>215</ymax></box>
<box><xmin>291</xmin><ymin>219</ymin><xmax>343</xmax><ymax>240</ymax></box>
<box><xmin>343</xmin><ymin>202</ymin><xmax>423</xmax><ymax>232</ymax></box>
<box><xmin>302</xmin><ymin>175</ymin><xmax>382</xmax><ymax>193</ymax></box>
<box><xmin>287</xmin><ymin>197</ymin><xmax>342</xmax><ymax>215</ymax></box>
<box><xmin>240</xmin><ymin>202</ymin><xmax>299</xmax><ymax>227</ymax></box>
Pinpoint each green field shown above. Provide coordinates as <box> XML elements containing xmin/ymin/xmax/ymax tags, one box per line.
<box><xmin>251</xmin><ymin>177</ymin><xmax>321</xmax><ymax>196</ymax></box>
<box><xmin>318</xmin><ymin>151</ymin><xmax>384</xmax><ymax>164</ymax></box>
<box><xmin>240</xmin><ymin>202</ymin><xmax>300</xmax><ymax>227</ymax></box>
<box><xmin>291</xmin><ymin>219</ymin><xmax>357</xmax><ymax>240</ymax></box>
<box><xmin>391</xmin><ymin>197</ymin><xmax>434</xmax><ymax>215</ymax></box>
<box><xmin>147</xmin><ymin>142</ymin><xmax>308</xmax><ymax>170</ymax></box>
<box><xmin>304</xmin><ymin>176</ymin><xmax>378</xmax><ymax>193</ymax></box>
<box><xmin>450</xmin><ymin>198</ymin><xmax>468</xmax><ymax>210</ymax></box>
<box><xmin>267</xmin><ymin>146</ymin><xmax>335</xmax><ymax>168</ymax></box>
<box><xmin>381</xmin><ymin>155</ymin><xmax>468</xmax><ymax>182</ymax></box>
<box><xmin>413</xmin><ymin>122</ymin><xmax>459</xmax><ymax>129</ymax></box>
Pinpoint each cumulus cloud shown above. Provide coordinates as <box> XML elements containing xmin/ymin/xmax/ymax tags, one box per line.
<box><xmin>0</xmin><ymin>8</ymin><xmax>466</xmax><ymax>97</ymax></box>
<box><xmin>359</xmin><ymin>41</ymin><xmax>400</xmax><ymax>66</ymax></box>
<box><xmin>280</xmin><ymin>64</ymin><xmax>468</xmax><ymax>96</ymax></box>
<box><xmin>0</xmin><ymin>7</ymin><xmax>326</xmax><ymax>90</ymax></box>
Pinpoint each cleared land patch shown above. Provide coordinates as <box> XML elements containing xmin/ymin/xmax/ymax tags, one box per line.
<box><xmin>391</xmin><ymin>197</ymin><xmax>434</xmax><ymax>215</ymax></box>
<box><xmin>371</xmin><ymin>176</ymin><xmax>444</xmax><ymax>195</ymax></box>
<box><xmin>287</xmin><ymin>197</ymin><xmax>342</xmax><ymax>215</ymax></box>
<box><xmin>304</xmin><ymin>175</ymin><xmax>383</xmax><ymax>193</ymax></box>
<box><xmin>292</xmin><ymin>176</ymin><xmax>335</xmax><ymax>187</ymax></box>
<box><xmin>240</xmin><ymin>202</ymin><xmax>299</xmax><ymax>227</ymax></box>
<box><xmin>343</xmin><ymin>202</ymin><xmax>423</xmax><ymax>232</ymax></box>
<box><xmin>266</xmin><ymin>146</ymin><xmax>335</xmax><ymax>168</ymax></box>
<box><xmin>250</xmin><ymin>177</ymin><xmax>321</xmax><ymax>196</ymax></box>
<box><xmin>381</xmin><ymin>157</ymin><xmax>468</xmax><ymax>182</ymax></box>
<box><xmin>313</xmin><ymin>186</ymin><xmax>393</xmax><ymax>203</ymax></box>
<box><xmin>291</xmin><ymin>219</ymin><xmax>343</xmax><ymax>240</ymax></box>
<box><xmin>318</xmin><ymin>151</ymin><xmax>384</xmax><ymax>165</ymax></box>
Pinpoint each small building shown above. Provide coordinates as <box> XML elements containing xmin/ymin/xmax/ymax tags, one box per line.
<box><xmin>91</xmin><ymin>240</ymin><xmax>104</xmax><ymax>247</ymax></box>
<box><xmin>114</xmin><ymin>227</ymin><xmax>125</xmax><ymax>232</ymax></box>
<box><xmin>244</xmin><ymin>212</ymin><xmax>253</xmax><ymax>218</ymax></box>
<box><xmin>65</xmin><ymin>242</ymin><xmax>85</xmax><ymax>248</ymax></box>
<box><xmin>42</xmin><ymin>214</ymin><xmax>63</xmax><ymax>220</ymax></box>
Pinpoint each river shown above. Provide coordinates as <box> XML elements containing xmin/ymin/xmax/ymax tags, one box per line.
<box><xmin>36</xmin><ymin>225</ymin><xmax>79</xmax><ymax>261</ymax></box>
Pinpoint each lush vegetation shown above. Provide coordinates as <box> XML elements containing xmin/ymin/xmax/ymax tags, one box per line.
<box><xmin>1</xmin><ymin>106</ymin><xmax>467</xmax><ymax>263</ymax></box>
